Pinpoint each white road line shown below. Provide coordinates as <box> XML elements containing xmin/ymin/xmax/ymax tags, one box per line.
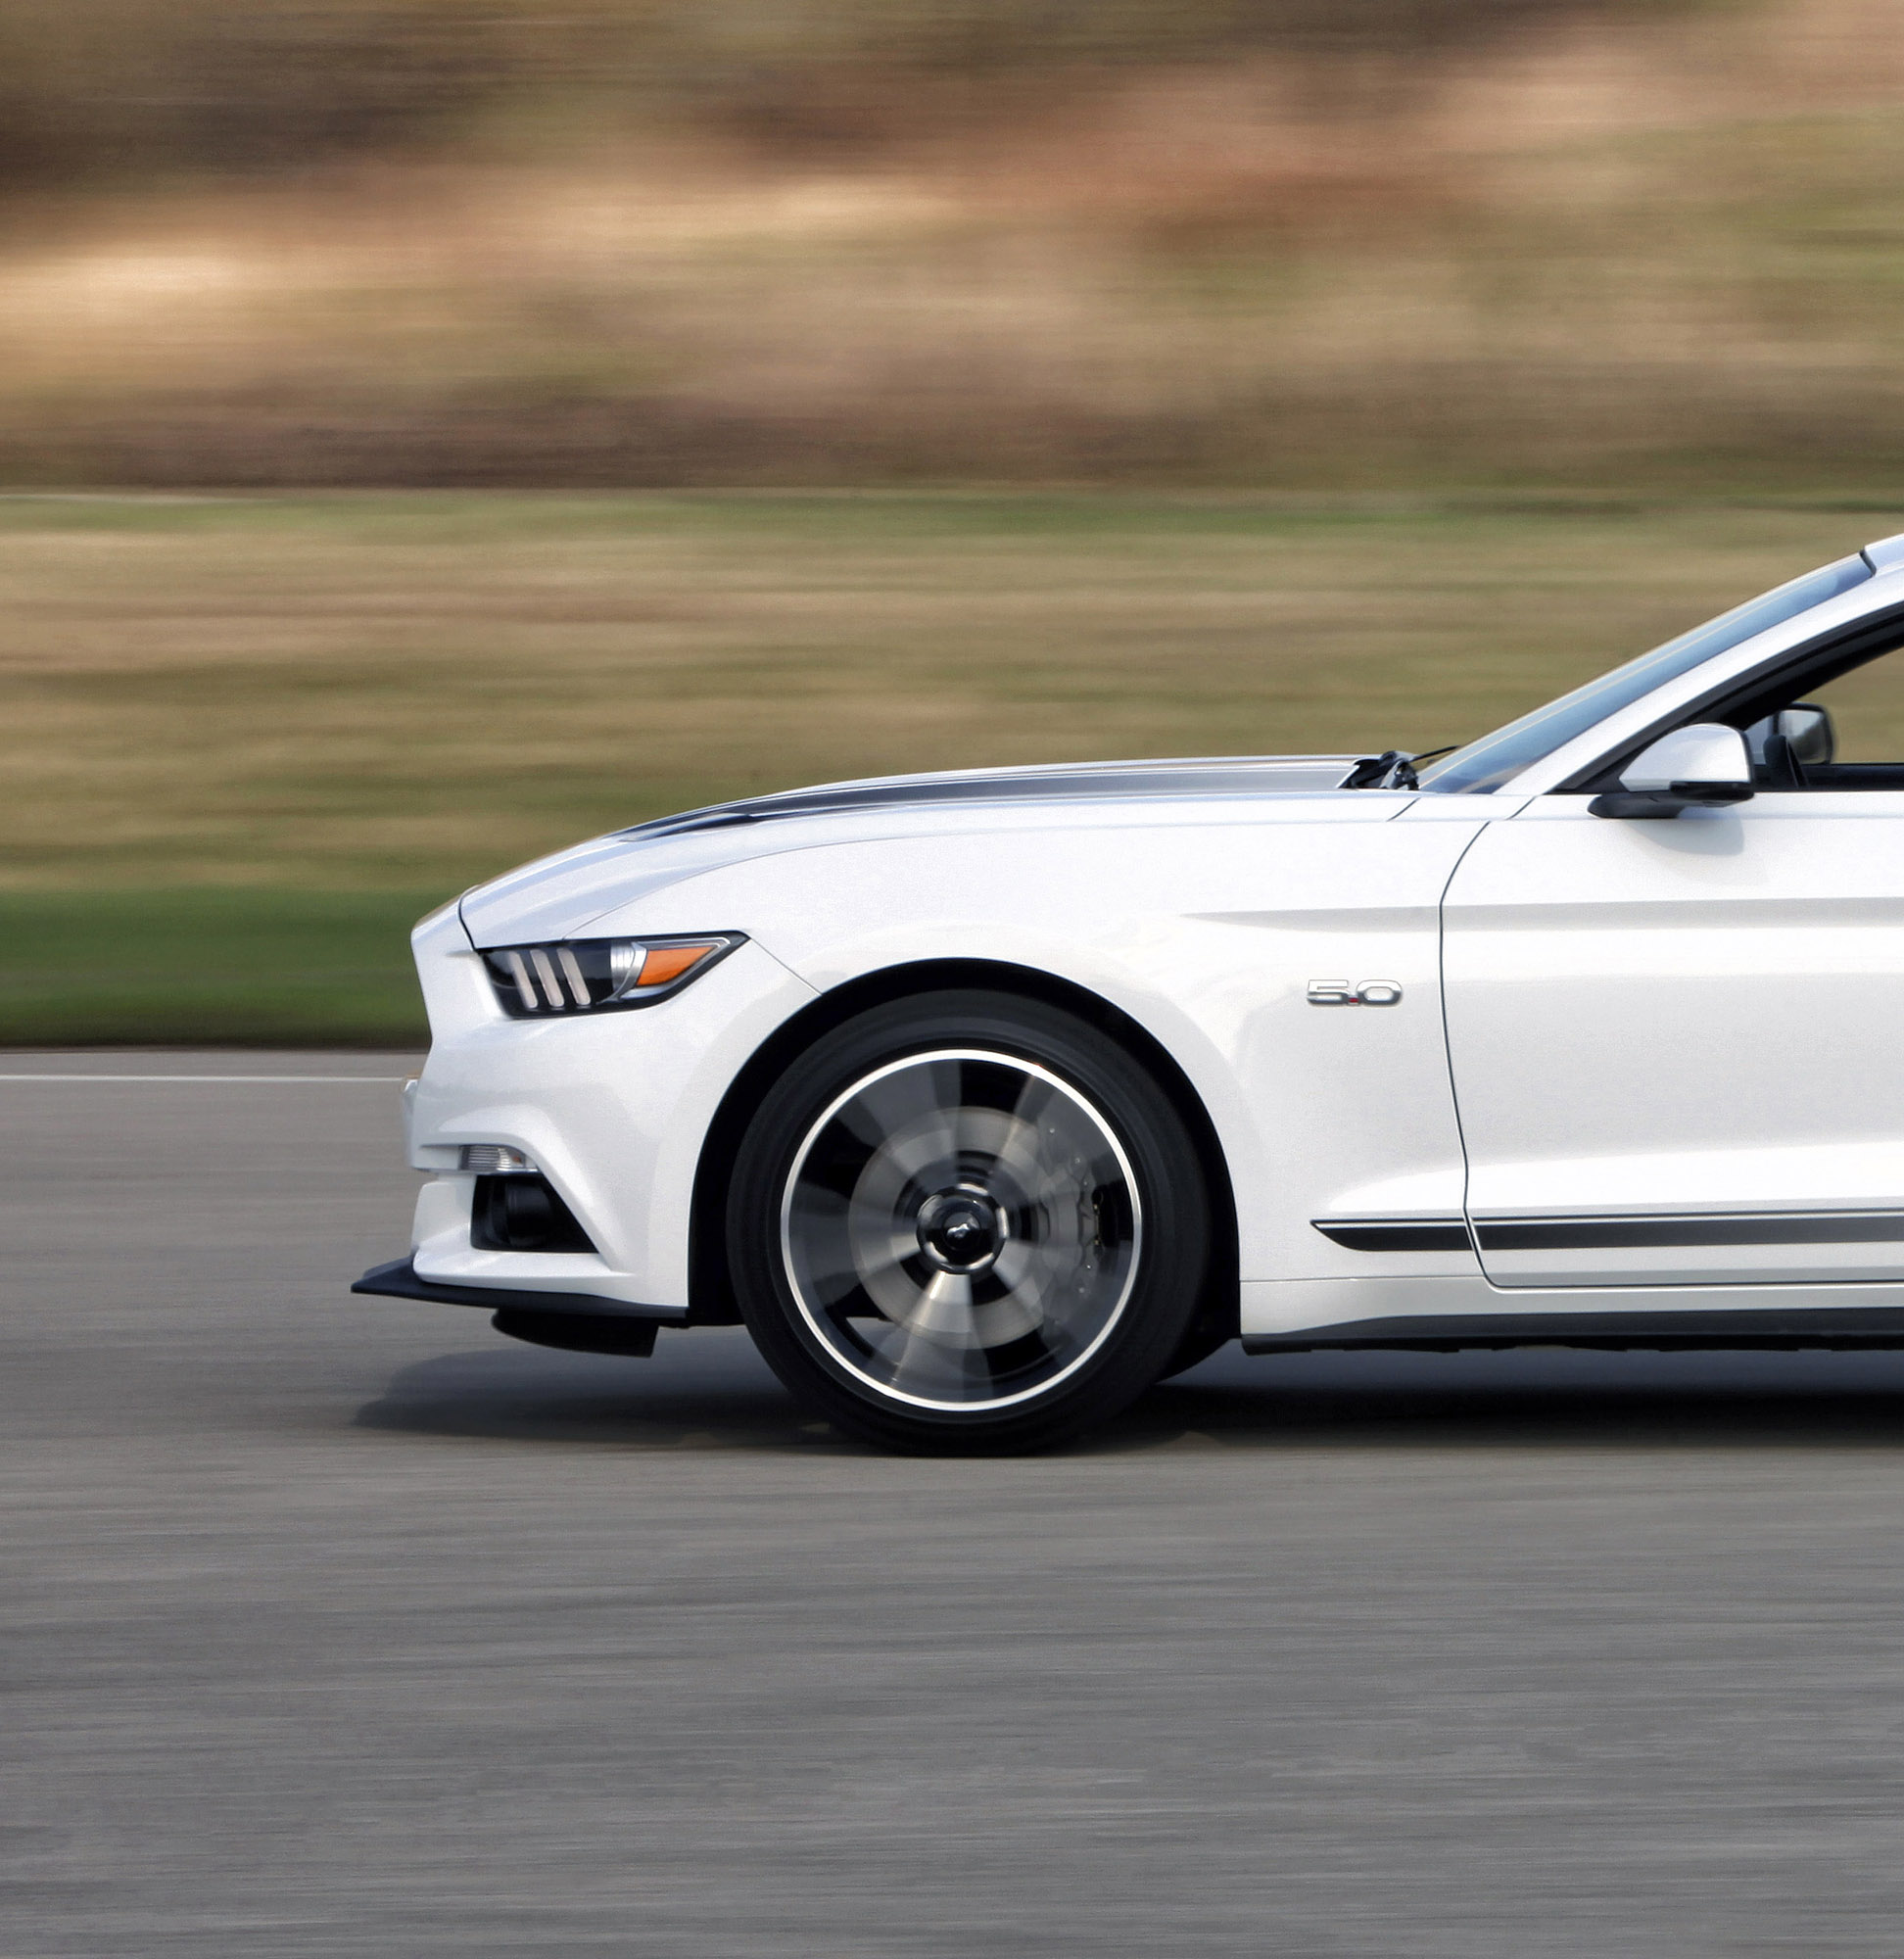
<box><xmin>0</xmin><ymin>1074</ymin><xmax>406</xmax><ymax>1084</ymax></box>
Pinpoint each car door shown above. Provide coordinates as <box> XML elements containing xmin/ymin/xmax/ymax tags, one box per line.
<box><xmin>1441</xmin><ymin>779</ymin><xmax>1904</xmax><ymax>1288</ymax></box>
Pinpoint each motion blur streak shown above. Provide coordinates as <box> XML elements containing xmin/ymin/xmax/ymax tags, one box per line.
<box><xmin>0</xmin><ymin>0</ymin><xmax>1901</xmax><ymax>488</ymax></box>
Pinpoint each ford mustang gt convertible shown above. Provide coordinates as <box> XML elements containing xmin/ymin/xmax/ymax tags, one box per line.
<box><xmin>357</xmin><ymin>531</ymin><xmax>1904</xmax><ymax>1451</ymax></box>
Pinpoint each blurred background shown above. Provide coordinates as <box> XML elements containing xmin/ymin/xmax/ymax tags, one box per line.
<box><xmin>2</xmin><ymin>0</ymin><xmax>1900</xmax><ymax>1041</ymax></box>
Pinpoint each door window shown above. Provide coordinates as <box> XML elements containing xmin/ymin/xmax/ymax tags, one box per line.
<box><xmin>1745</xmin><ymin>641</ymin><xmax>1904</xmax><ymax>790</ymax></box>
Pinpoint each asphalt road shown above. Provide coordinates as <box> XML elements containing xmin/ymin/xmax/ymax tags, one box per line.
<box><xmin>12</xmin><ymin>1053</ymin><xmax>1904</xmax><ymax>1955</ymax></box>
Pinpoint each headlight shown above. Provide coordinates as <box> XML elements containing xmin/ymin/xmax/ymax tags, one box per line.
<box><xmin>480</xmin><ymin>933</ymin><xmax>745</xmax><ymax>1018</ymax></box>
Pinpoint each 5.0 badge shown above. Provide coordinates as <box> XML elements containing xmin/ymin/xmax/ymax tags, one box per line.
<box><xmin>1307</xmin><ymin>979</ymin><xmax>1404</xmax><ymax>1007</ymax></box>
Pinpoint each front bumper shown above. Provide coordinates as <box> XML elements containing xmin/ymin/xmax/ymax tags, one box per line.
<box><xmin>399</xmin><ymin>906</ymin><xmax>818</xmax><ymax>1313</ymax></box>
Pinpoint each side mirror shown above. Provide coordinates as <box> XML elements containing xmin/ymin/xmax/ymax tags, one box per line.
<box><xmin>1778</xmin><ymin>703</ymin><xmax>1834</xmax><ymax>765</ymax></box>
<box><xmin>1590</xmin><ymin>722</ymin><xmax>1754</xmax><ymax>819</ymax></box>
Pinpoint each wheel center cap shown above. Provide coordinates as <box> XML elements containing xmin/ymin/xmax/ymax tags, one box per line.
<box><xmin>916</xmin><ymin>1187</ymin><xmax>1006</xmax><ymax>1273</ymax></box>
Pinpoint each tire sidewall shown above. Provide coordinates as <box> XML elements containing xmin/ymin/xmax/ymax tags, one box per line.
<box><xmin>727</xmin><ymin>990</ymin><xmax>1210</xmax><ymax>1453</ymax></box>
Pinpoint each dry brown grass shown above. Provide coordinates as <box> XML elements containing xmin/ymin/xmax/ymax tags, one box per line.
<box><xmin>0</xmin><ymin>0</ymin><xmax>1671</xmax><ymax>189</ymax></box>
<box><xmin>0</xmin><ymin>0</ymin><xmax>1901</xmax><ymax>489</ymax></box>
<box><xmin>0</xmin><ymin>490</ymin><xmax>1890</xmax><ymax>891</ymax></box>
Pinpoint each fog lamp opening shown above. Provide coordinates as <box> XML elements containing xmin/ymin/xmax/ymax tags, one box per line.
<box><xmin>470</xmin><ymin>1172</ymin><xmax>596</xmax><ymax>1254</ymax></box>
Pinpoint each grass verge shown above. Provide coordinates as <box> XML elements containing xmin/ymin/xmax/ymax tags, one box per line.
<box><xmin>0</xmin><ymin>889</ymin><xmax>439</xmax><ymax>1045</ymax></box>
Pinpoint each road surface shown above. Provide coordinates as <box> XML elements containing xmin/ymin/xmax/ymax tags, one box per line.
<box><xmin>9</xmin><ymin>1053</ymin><xmax>1904</xmax><ymax>1955</ymax></box>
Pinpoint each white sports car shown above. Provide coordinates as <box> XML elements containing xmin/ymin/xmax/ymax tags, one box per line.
<box><xmin>357</xmin><ymin>532</ymin><xmax>1904</xmax><ymax>1451</ymax></box>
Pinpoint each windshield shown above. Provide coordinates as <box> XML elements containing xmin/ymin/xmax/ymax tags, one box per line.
<box><xmin>1414</xmin><ymin>552</ymin><xmax>1875</xmax><ymax>794</ymax></box>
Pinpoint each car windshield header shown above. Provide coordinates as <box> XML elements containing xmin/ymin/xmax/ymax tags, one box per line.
<box><xmin>1413</xmin><ymin>552</ymin><xmax>1876</xmax><ymax>794</ymax></box>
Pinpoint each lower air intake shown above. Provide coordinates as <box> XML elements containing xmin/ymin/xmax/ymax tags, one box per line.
<box><xmin>470</xmin><ymin>1173</ymin><xmax>596</xmax><ymax>1254</ymax></box>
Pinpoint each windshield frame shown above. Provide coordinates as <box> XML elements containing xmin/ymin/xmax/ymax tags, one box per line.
<box><xmin>1413</xmin><ymin>552</ymin><xmax>1880</xmax><ymax>796</ymax></box>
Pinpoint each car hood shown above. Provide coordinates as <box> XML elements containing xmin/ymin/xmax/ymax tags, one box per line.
<box><xmin>457</xmin><ymin>753</ymin><xmax>1359</xmax><ymax>947</ymax></box>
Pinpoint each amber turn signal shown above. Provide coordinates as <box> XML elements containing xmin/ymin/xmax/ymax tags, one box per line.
<box><xmin>634</xmin><ymin>941</ymin><xmax>723</xmax><ymax>987</ymax></box>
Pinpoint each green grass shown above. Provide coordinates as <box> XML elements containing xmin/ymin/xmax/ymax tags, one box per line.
<box><xmin>3</xmin><ymin>490</ymin><xmax>1896</xmax><ymax>1042</ymax></box>
<box><xmin>0</xmin><ymin>888</ymin><xmax>438</xmax><ymax>1045</ymax></box>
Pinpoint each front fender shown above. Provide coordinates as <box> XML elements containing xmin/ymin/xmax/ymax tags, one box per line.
<box><xmin>592</xmin><ymin>808</ymin><xmax>1489</xmax><ymax>1289</ymax></box>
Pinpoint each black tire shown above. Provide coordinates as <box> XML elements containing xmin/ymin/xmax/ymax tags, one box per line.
<box><xmin>727</xmin><ymin>990</ymin><xmax>1212</xmax><ymax>1454</ymax></box>
<box><xmin>1157</xmin><ymin>1321</ymin><xmax>1233</xmax><ymax>1382</ymax></box>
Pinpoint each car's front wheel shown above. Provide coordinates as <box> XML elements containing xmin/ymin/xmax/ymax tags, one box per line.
<box><xmin>727</xmin><ymin>991</ymin><xmax>1211</xmax><ymax>1454</ymax></box>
